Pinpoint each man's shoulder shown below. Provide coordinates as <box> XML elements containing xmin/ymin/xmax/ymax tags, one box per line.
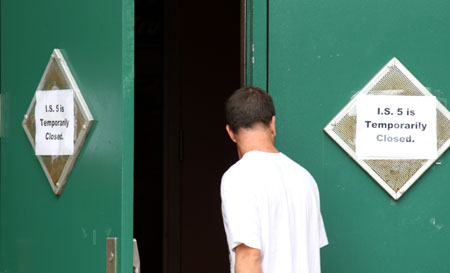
<box><xmin>223</xmin><ymin>151</ymin><xmax>261</xmax><ymax>175</ymax></box>
<box><xmin>223</xmin><ymin>151</ymin><xmax>312</xmax><ymax>178</ymax></box>
<box><xmin>222</xmin><ymin>157</ymin><xmax>250</xmax><ymax>185</ymax></box>
<box><xmin>221</xmin><ymin>153</ymin><xmax>262</xmax><ymax>195</ymax></box>
<box><xmin>278</xmin><ymin>153</ymin><xmax>315</xmax><ymax>178</ymax></box>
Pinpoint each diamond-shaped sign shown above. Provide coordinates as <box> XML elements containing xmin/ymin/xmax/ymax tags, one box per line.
<box><xmin>22</xmin><ymin>49</ymin><xmax>94</xmax><ymax>195</ymax></box>
<box><xmin>324</xmin><ymin>58</ymin><xmax>450</xmax><ymax>200</ymax></box>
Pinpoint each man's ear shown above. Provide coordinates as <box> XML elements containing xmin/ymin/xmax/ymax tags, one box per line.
<box><xmin>226</xmin><ymin>125</ymin><xmax>237</xmax><ymax>143</ymax></box>
<box><xmin>270</xmin><ymin>116</ymin><xmax>276</xmax><ymax>137</ymax></box>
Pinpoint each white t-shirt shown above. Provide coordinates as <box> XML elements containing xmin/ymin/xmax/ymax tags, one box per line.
<box><xmin>221</xmin><ymin>150</ymin><xmax>328</xmax><ymax>273</ymax></box>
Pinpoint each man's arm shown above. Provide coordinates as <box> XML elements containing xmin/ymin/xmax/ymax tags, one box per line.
<box><xmin>235</xmin><ymin>244</ymin><xmax>262</xmax><ymax>273</ymax></box>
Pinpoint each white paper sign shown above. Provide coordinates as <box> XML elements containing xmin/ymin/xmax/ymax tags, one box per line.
<box><xmin>356</xmin><ymin>95</ymin><xmax>437</xmax><ymax>159</ymax></box>
<box><xmin>35</xmin><ymin>89</ymin><xmax>75</xmax><ymax>155</ymax></box>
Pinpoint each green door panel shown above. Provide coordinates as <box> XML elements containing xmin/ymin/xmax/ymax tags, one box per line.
<box><xmin>250</xmin><ymin>0</ymin><xmax>450</xmax><ymax>272</ymax></box>
<box><xmin>0</xmin><ymin>1</ymin><xmax>134</xmax><ymax>273</ymax></box>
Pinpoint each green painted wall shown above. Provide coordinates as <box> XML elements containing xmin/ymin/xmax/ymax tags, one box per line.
<box><xmin>250</xmin><ymin>0</ymin><xmax>450</xmax><ymax>272</ymax></box>
<box><xmin>0</xmin><ymin>0</ymin><xmax>134</xmax><ymax>272</ymax></box>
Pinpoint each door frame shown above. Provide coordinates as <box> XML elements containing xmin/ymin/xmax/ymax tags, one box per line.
<box><xmin>245</xmin><ymin>0</ymin><xmax>268</xmax><ymax>88</ymax></box>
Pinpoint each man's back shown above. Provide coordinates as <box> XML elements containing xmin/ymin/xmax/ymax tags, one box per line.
<box><xmin>221</xmin><ymin>150</ymin><xmax>328</xmax><ymax>273</ymax></box>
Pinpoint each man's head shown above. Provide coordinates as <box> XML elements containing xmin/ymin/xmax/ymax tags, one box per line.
<box><xmin>225</xmin><ymin>86</ymin><xmax>278</xmax><ymax>157</ymax></box>
<box><xmin>225</xmin><ymin>86</ymin><xmax>276</xmax><ymax>134</ymax></box>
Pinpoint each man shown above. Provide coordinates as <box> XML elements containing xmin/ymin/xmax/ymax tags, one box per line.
<box><xmin>221</xmin><ymin>86</ymin><xmax>328</xmax><ymax>273</ymax></box>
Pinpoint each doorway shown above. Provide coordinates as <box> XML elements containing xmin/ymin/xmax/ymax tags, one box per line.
<box><xmin>134</xmin><ymin>0</ymin><xmax>241</xmax><ymax>272</ymax></box>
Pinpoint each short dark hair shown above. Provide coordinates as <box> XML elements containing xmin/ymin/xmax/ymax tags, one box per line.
<box><xmin>225</xmin><ymin>86</ymin><xmax>276</xmax><ymax>133</ymax></box>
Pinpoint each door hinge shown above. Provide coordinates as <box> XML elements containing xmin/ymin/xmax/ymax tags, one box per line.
<box><xmin>106</xmin><ymin>237</ymin><xmax>117</xmax><ymax>273</ymax></box>
<box><xmin>133</xmin><ymin>238</ymin><xmax>141</xmax><ymax>273</ymax></box>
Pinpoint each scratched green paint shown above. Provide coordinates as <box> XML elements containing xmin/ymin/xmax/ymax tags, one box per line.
<box><xmin>250</xmin><ymin>0</ymin><xmax>450</xmax><ymax>272</ymax></box>
<box><xmin>0</xmin><ymin>0</ymin><xmax>134</xmax><ymax>272</ymax></box>
<box><xmin>246</xmin><ymin>0</ymin><xmax>267</xmax><ymax>90</ymax></box>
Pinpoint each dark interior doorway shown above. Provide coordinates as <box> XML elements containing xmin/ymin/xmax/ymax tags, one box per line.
<box><xmin>134</xmin><ymin>0</ymin><xmax>164</xmax><ymax>271</ymax></box>
<box><xmin>134</xmin><ymin>0</ymin><xmax>241</xmax><ymax>272</ymax></box>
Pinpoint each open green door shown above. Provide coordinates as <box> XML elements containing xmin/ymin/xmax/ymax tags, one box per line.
<box><xmin>0</xmin><ymin>1</ymin><xmax>134</xmax><ymax>273</ymax></box>
<box><xmin>248</xmin><ymin>0</ymin><xmax>450</xmax><ymax>272</ymax></box>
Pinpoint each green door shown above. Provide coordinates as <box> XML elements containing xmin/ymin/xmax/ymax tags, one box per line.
<box><xmin>0</xmin><ymin>1</ymin><xmax>134</xmax><ymax>273</ymax></box>
<box><xmin>248</xmin><ymin>0</ymin><xmax>450</xmax><ymax>272</ymax></box>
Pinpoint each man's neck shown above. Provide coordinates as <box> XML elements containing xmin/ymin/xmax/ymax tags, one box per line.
<box><xmin>235</xmin><ymin>129</ymin><xmax>279</xmax><ymax>159</ymax></box>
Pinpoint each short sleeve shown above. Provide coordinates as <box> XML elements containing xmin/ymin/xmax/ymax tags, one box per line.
<box><xmin>221</xmin><ymin>172</ymin><xmax>261</xmax><ymax>252</ymax></box>
<box><xmin>318</xmin><ymin>213</ymin><xmax>328</xmax><ymax>248</ymax></box>
<box><xmin>308</xmin><ymin>170</ymin><xmax>328</xmax><ymax>248</ymax></box>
